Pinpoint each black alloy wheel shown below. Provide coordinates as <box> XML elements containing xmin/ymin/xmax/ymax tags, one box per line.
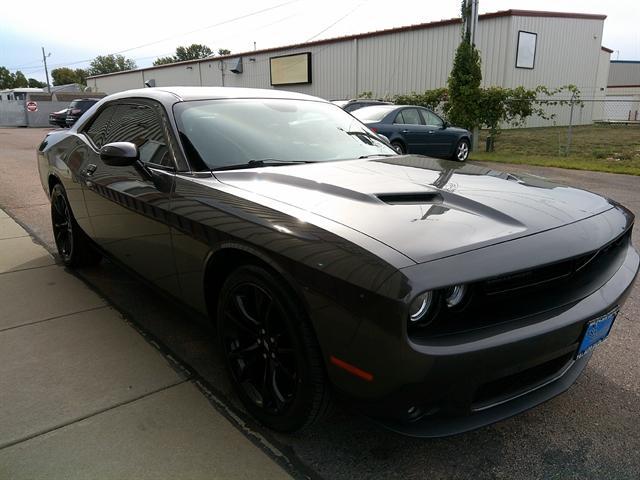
<box><xmin>50</xmin><ymin>183</ymin><xmax>101</xmax><ymax>267</ymax></box>
<box><xmin>218</xmin><ymin>265</ymin><xmax>331</xmax><ymax>431</ymax></box>
<box><xmin>51</xmin><ymin>185</ymin><xmax>74</xmax><ymax>263</ymax></box>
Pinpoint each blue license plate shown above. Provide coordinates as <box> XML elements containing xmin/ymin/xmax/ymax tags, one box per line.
<box><xmin>577</xmin><ymin>310</ymin><xmax>617</xmax><ymax>358</ymax></box>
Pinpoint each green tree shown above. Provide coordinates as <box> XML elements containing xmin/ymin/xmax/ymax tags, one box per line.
<box><xmin>154</xmin><ymin>44</ymin><xmax>214</xmax><ymax>66</ymax></box>
<box><xmin>217</xmin><ymin>48</ymin><xmax>231</xmax><ymax>56</ymax></box>
<box><xmin>28</xmin><ymin>78</ymin><xmax>46</xmax><ymax>88</ymax></box>
<box><xmin>175</xmin><ymin>44</ymin><xmax>213</xmax><ymax>61</ymax></box>
<box><xmin>445</xmin><ymin>1</ymin><xmax>482</xmax><ymax>131</ymax></box>
<box><xmin>51</xmin><ymin>67</ymin><xmax>87</xmax><ymax>86</ymax></box>
<box><xmin>0</xmin><ymin>67</ymin><xmax>15</xmax><ymax>89</ymax></box>
<box><xmin>88</xmin><ymin>54</ymin><xmax>137</xmax><ymax>76</ymax></box>
<box><xmin>394</xmin><ymin>88</ymin><xmax>448</xmax><ymax>110</ymax></box>
<box><xmin>13</xmin><ymin>70</ymin><xmax>28</xmax><ymax>88</ymax></box>
<box><xmin>153</xmin><ymin>56</ymin><xmax>176</xmax><ymax>66</ymax></box>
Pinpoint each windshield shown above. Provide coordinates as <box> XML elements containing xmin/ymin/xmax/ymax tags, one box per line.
<box><xmin>351</xmin><ymin>105</ymin><xmax>396</xmax><ymax>122</ymax></box>
<box><xmin>174</xmin><ymin>98</ymin><xmax>396</xmax><ymax>170</ymax></box>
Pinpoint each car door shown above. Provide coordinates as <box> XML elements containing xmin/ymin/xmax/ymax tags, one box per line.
<box><xmin>420</xmin><ymin>108</ymin><xmax>452</xmax><ymax>156</ymax></box>
<box><xmin>79</xmin><ymin>100</ymin><xmax>179</xmax><ymax>292</ymax></box>
<box><xmin>393</xmin><ymin>108</ymin><xmax>431</xmax><ymax>154</ymax></box>
<box><xmin>64</xmin><ymin>103</ymin><xmax>120</xmax><ymax>237</ymax></box>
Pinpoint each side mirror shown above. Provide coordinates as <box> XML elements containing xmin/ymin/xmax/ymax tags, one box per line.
<box><xmin>378</xmin><ymin>134</ymin><xmax>391</xmax><ymax>144</ymax></box>
<box><xmin>100</xmin><ymin>142</ymin><xmax>139</xmax><ymax>166</ymax></box>
<box><xmin>441</xmin><ymin>121</ymin><xmax>449</xmax><ymax>129</ymax></box>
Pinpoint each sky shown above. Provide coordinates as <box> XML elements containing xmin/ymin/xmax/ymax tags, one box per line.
<box><xmin>1</xmin><ymin>0</ymin><xmax>638</xmax><ymax>82</ymax></box>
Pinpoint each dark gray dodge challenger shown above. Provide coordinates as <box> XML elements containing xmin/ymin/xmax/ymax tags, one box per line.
<box><xmin>37</xmin><ymin>87</ymin><xmax>639</xmax><ymax>436</ymax></box>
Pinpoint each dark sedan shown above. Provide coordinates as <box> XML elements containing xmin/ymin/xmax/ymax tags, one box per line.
<box><xmin>331</xmin><ymin>98</ymin><xmax>392</xmax><ymax>112</ymax></box>
<box><xmin>37</xmin><ymin>87</ymin><xmax>638</xmax><ymax>436</ymax></box>
<box><xmin>48</xmin><ymin>108</ymin><xmax>69</xmax><ymax>128</ymax></box>
<box><xmin>65</xmin><ymin>98</ymin><xmax>99</xmax><ymax>127</ymax></box>
<box><xmin>353</xmin><ymin>104</ymin><xmax>472</xmax><ymax>161</ymax></box>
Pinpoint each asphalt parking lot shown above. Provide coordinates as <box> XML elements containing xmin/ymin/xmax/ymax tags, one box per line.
<box><xmin>1</xmin><ymin>127</ymin><xmax>639</xmax><ymax>479</ymax></box>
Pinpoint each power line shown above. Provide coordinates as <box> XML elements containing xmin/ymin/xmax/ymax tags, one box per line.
<box><xmin>305</xmin><ymin>1</ymin><xmax>364</xmax><ymax>42</ymax></box>
<box><xmin>7</xmin><ymin>0</ymin><xmax>305</xmax><ymax>75</ymax></box>
<box><xmin>111</xmin><ymin>0</ymin><xmax>304</xmax><ymax>56</ymax></box>
<box><xmin>4</xmin><ymin>58</ymin><xmax>44</xmax><ymax>70</ymax></box>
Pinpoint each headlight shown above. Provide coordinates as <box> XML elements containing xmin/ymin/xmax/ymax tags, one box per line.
<box><xmin>445</xmin><ymin>284</ymin><xmax>467</xmax><ymax>308</ymax></box>
<box><xmin>409</xmin><ymin>291</ymin><xmax>434</xmax><ymax>323</ymax></box>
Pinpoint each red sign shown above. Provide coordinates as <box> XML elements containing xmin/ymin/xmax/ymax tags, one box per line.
<box><xmin>26</xmin><ymin>101</ymin><xmax>38</xmax><ymax>112</ymax></box>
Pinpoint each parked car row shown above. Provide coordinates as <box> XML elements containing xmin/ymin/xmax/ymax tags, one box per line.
<box><xmin>48</xmin><ymin>98</ymin><xmax>100</xmax><ymax>128</ymax></box>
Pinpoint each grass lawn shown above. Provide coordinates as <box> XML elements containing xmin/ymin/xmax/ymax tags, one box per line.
<box><xmin>470</xmin><ymin>124</ymin><xmax>640</xmax><ymax>175</ymax></box>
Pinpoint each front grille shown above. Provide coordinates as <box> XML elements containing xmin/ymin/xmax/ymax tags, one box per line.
<box><xmin>483</xmin><ymin>231</ymin><xmax>630</xmax><ymax>295</ymax></box>
<box><xmin>411</xmin><ymin>228</ymin><xmax>632</xmax><ymax>339</ymax></box>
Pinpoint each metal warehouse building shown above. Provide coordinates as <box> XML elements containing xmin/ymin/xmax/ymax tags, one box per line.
<box><xmin>606</xmin><ymin>60</ymin><xmax>640</xmax><ymax>121</ymax></box>
<box><xmin>88</xmin><ymin>9</ymin><xmax>612</xmax><ymax>126</ymax></box>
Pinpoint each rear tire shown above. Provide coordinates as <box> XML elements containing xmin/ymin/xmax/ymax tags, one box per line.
<box><xmin>50</xmin><ymin>183</ymin><xmax>101</xmax><ymax>267</ymax></box>
<box><xmin>217</xmin><ymin>265</ymin><xmax>332</xmax><ymax>432</ymax></box>
<box><xmin>391</xmin><ymin>141</ymin><xmax>406</xmax><ymax>154</ymax></box>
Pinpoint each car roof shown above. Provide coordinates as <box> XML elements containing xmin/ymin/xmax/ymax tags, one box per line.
<box><xmin>72</xmin><ymin>87</ymin><xmax>333</xmax><ymax>132</ymax></box>
<box><xmin>104</xmin><ymin>87</ymin><xmax>326</xmax><ymax>104</ymax></box>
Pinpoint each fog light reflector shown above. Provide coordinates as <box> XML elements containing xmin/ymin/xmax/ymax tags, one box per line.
<box><xmin>409</xmin><ymin>291</ymin><xmax>433</xmax><ymax>322</ymax></box>
<box><xmin>445</xmin><ymin>285</ymin><xmax>467</xmax><ymax>308</ymax></box>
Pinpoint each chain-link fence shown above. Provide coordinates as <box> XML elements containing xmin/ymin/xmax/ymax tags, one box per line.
<box><xmin>478</xmin><ymin>97</ymin><xmax>640</xmax><ymax>159</ymax></box>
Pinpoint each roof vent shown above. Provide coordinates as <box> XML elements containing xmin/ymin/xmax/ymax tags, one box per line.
<box><xmin>230</xmin><ymin>58</ymin><xmax>243</xmax><ymax>74</ymax></box>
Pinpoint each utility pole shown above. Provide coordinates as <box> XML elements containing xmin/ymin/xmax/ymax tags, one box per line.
<box><xmin>41</xmin><ymin>47</ymin><xmax>51</xmax><ymax>94</ymax></box>
<box><xmin>463</xmin><ymin>0</ymin><xmax>479</xmax><ymax>44</ymax></box>
<box><xmin>463</xmin><ymin>0</ymin><xmax>480</xmax><ymax>151</ymax></box>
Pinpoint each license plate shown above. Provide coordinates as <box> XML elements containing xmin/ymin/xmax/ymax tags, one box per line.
<box><xmin>577</xmin><ymin>310</ymin><xmax>618</xmax><ymax>358</ymax></box>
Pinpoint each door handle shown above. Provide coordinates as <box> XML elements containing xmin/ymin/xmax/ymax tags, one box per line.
<box><xmin>85</xmin><ymin>164</ymin><xmax>97</xmax><ymax>176</ymax></box>
<box><xmin>427</xmin><ymin>130</ymin><xmax>435</xmax><ymax>134</ymax></box>
<box><xmin>401</xmin><ymin>129</ymin><xmax>410</xmax><ymax>133</ymax></box>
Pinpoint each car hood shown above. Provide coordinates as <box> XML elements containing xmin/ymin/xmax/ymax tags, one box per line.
<box><xmin>214</xmin><ymin>156</ymin><xmax>613</xmax><ymax>264</ymax></box>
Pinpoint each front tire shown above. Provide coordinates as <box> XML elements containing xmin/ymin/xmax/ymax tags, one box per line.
<box><xmin>50</xmin><ymin>183</ymin><xmax>101</xmax><ymax>267</ymax></box>
<box><xmin>217</xmin><ymin>265</ymin><xmax>331</xmax><ymax>432</ymax></box>
<box><xmin>453</xmin><ymin>138</ymin><xmax>470</xmax><ymax>162</ymax></box>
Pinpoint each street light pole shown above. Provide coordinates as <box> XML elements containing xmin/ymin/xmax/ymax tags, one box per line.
<box><xmin>41</xmin><ymin>47</ymin><xmax>51</xmax><ymax>94</ymax></box>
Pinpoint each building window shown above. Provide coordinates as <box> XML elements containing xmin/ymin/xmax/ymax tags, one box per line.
<box><xmin>516</xmin><ymin>31</ymin><xmax>537</xmax><ymax>69</ymax></box>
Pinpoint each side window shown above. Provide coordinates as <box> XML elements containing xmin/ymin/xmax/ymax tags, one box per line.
<box><xmin>106</xmin><ymin>103</ymin><xmax>173</xmax><ymax>168</ymax></box>
<box><xmin>394</xmin><ymin>109</ymin><xmax>422</xmax><ymax>125</ymax></box>
<box><xmin>85</xmin><ymin>105</ymin><xmax>118</xmax><ymax>148</ymax></box>
<box><xmin>422</xmin><ymin>110</ymin><xmax>444</xmax><ymax>128</ymax></box>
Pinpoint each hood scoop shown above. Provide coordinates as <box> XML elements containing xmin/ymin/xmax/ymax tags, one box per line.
<box><xmin>376</xmin><ymin>192</ymin><xmax>442</xmax><ymax>205</ymax></box>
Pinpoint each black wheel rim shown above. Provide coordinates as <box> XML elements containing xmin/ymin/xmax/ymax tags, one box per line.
<box><xmin>52</xmin><ymin>191</ymin><xmax>73</xmax><ymax>260</ymax></box>
<box><xmin>222</xmin><ymin>282</ymin><xmax>298</xmax><ymax>415</ymax></box>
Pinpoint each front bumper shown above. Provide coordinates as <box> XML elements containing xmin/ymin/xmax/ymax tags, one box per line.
<box><xmin>374</xmin><ymin>350</ymin><xmax>592</xmax><ymax>437</ymax></box>
<box><xmin>340</xmin><ymin>243</ymin><xmax>639</xmax><ymax>437</ymax></box>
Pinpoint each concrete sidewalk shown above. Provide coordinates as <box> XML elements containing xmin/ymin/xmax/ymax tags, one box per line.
<box><xmin>0</xmin><ymin>209</ymin><xmax>290</xmax><ymax>479</ymax></box>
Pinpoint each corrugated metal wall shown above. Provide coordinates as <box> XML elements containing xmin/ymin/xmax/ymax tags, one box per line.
<box><xmin>608</xmin><ymin>62</ymin><xmax>640</xmax><ymax>87</ymax></box>
<box><xmin>592</xmin><ymin>49</ymin><xmax>611</xmax><ymax>121</ymax></box>
<box><xmin>91</xmin><ymin>13</ymin><xmax>606</xmax><ymax>126</ymax></box>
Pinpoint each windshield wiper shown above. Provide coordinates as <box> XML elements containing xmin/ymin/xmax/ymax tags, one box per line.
<box><xmin>212</xmin><ymin>159</ymin><xmax>316</xmax><ymax>171</ymax></box>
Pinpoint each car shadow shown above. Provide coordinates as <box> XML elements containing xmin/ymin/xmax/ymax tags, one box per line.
<box><xmin>71</xmin><ymin>258</ymin><xmax>640</xmax><ymax>480</ymax></box>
